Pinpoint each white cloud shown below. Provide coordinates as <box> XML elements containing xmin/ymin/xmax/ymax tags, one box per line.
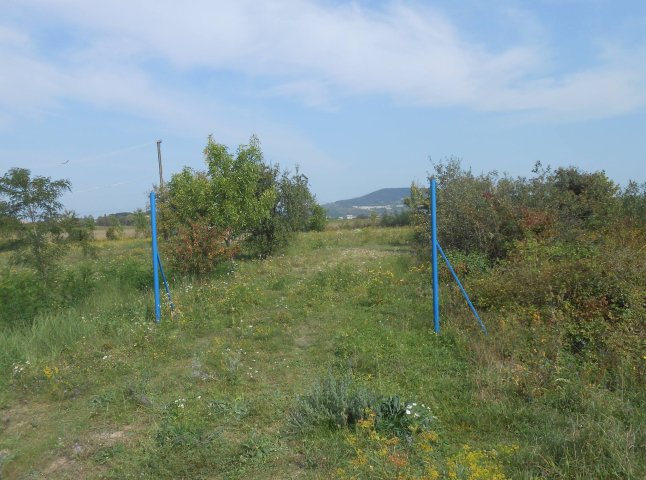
<box><xmin>2</xmin><ymin>0</ymin><xmax>646</xmax><ymax>122</ymax></box>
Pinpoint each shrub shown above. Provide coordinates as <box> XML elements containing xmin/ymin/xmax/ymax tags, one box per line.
<box><xmin>0</xmin><ymin>268</ymin><xmax>47</xmax><ymax>328</ymax></box>
<box><xmin>289</xmin><ymin>373</ymin><xmax>437</xmax><ymax>441</ymax></box>
<box><xmin>288</xmin><ymin>373</ymin><xmax>375</xmax><ymax>433</ymax></box>
<box><xmin>380</xmin><ymin>210</ymin><xmax>411</xmax><ymax>227</ymax></box>
<box><xmin>106</xmin><ymin>218</ymin><xmax>124</xmax><ymax>240</ymax></box>
<box><xmin>159</xmin><ymin>135</ymin><xmax>325</xmax><ymax>270</ymax></box>
<box><xmin>375</xmin><ymin>396</ymin><xmax>436</xmax><ymax>439</ymax></box>
<box><xmin>308</xmin><ymin>204</ymin><xmax>328</xmax><ymax>232</ymax></box>
<box><xmin>111</xmin><ymin>257</ymin><xmax>151</xmax><ymax>291</ymax></box>
<box><xmin>407</xmin><ymin>159</ymin><xmax>628</xmax><ymax>261</ymax></box>
<box><xmin>163</xmin><ymin>219</ymin><xmax>237</xmax><ymax>276</ymax></box>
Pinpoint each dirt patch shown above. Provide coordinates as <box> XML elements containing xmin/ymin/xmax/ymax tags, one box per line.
<box><xmin>43</xmin><ymin>456</ymin><xmax>74</xmax><ymax>475</ymax></box>
<box><xmin>94</xmin><ymin>425</ymin><xmax>135</xmax><ymax>445</ymax></box>
<box><xmin>294</xmin><ymin>336</ymin><xmax>312</xmax><ymax>349</ymax></box>
<box><xmin>339</xmin><ymin>248</ymin><xmax>394</xmax><ymax>261</ymax></box>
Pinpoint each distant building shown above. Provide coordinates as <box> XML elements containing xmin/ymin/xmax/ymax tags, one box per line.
<box><xmin>352</xmin><ymin>205</ymin><xmax>393</xmax><ymax>210</ymax></box>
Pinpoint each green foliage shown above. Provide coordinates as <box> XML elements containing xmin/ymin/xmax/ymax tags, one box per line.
<box><xmin>308</xmin><ymin>204</ymin><xmax>328</xmax><ymax>231</ymax></box>
<box><xmin>166</xmin><ymin>218</ymin><xmax>238</xmax><ymax>275</ymax></box>
<box><xmin>379</xmin><ymin>210</ymin><xmax>411</xmax><ymax>227</ymax></box>
<box><xmin>244</xmin><ymin>164</ymin><xmax>325</xmax><ymax>257</ymax></box>
<box><xmin>110</xmin><ymin>256</ymin><xmax>150</xmax><ymax>291</ymax></box>
<box><xmin>0</xmin><ymin>167</ymin><xmax>72</xmax><ymax>277</ymax></box>
<box><xmin>290</xmin><ymin>373</ymin><xmax>437</xmax><ymax>443</ymax></box>
<box><xmin>468</xmin><ymin>234</ymin><xmax>645</xmax><ymax>384</ymax></box>
<box><xmin>407</xmin><ymin>159</ymin><xmax>627</xmax><ymax>260</ymax></box>
<box><xmin>0</xmin><ymin>268</ymin><xmax>47</xmax><ymax>328</ymax></box>
<box><xmin>0</xmin><ymin>263</ymin><xmax>97</xmax><ymax>329</ymax></box>
<box><xmin>133</xmin><ymin>208</ymin><xmax>150</xmax><ymax>238</ymax></box>
<box><xmin>160</xmin><ymin>135</ymin><xmax>324</xmax><ymax>272</ymax></box>
<box><xmin>158</xmin><ymin>135</ymin><xmax>276</xmax><ymax>273</ymax></box>
<box><xmin>288</xmin><ymin>372</ymin><xmax>376</xmax><ymax>433</ymax></box>
<box><xmin>0</xmin><ymin>206</ymin><xmax>643</xmax><ymax>479</ymax></box>
<box><xmin>60</xmin><ymin>211</ymin><xmax>96</xmax><ymax>257</ymax></box>
<box><xmin>204</xmin><ymin>134</ymin><xmax>277</xmax><ymax>241</ymax></box>
<box><xmin>620</xmin><ymin>180</ymin><xmax>646</xmax><ymax>226</ymax></box>
<box><xmin>375</xmin><ymin>396</ymin><xmax>436</xmax><ymax>439</ymax></box>
<box><xmin>106</xmin><ymin>217</ymin><xmax>124</xmax><ymax>240</ymax></box>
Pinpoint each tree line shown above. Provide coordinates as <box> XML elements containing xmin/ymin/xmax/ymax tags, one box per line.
<box><xmin>0</xmin><ymin>134</ymin><xmax>325</xmax><ymax>281</ymax></box>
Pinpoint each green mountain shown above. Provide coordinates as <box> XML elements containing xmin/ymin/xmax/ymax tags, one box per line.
<box><xmin>324</xmin><ymin>187</ymin><xmax>410</xmax><ymax>218</ymax></box>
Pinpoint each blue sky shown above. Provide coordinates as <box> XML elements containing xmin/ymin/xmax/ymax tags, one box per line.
<box><xmin>1</xmin><ymin>0</ymin><xmax>645</xmax><ymax>216</ymax></box>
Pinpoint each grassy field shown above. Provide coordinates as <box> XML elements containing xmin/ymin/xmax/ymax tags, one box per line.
<box><xmin>92</xmin><ymin>226</ymin><xmax>138</xmax><ymax>240</ymax></box>
<box><xmin>0</xmin><ymin>227</ymin><xmax>643</xmax><ymax>479</ymax></box>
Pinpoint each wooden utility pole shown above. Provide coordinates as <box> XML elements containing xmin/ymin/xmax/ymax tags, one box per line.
<box><xmin>156</xmin><ymin>139</ymin><xmax>164</xmax><ymax>189</ymax></box>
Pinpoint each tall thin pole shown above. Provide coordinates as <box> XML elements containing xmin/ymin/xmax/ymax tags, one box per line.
<box><xmin>431</xmin><ymin>178</ymin><xmax>440</xmax><ymax>333</ymax></box>
<box><xmin>150</xmin><ymin>191</ymin><xmax>161</xmax><ymax>323</ymax></box>
<box><xmin>156</xmin><ymin>140</ymin><xmax>164</xmax><ymax>190</ymax></box>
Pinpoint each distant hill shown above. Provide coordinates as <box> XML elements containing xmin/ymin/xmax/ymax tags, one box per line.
<box><xmin>323</xmin><ymin>187</ymin><xmax>410</xmax><ymax>218</ymax></box>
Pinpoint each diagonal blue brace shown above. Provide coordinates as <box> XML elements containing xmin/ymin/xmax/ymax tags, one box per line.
<box><xmin>157</xmin><ymin>253</ymin><xmax>175</xmax><ymax>313</ymax></box>
<box><xmin>436</xmin><ymin>243</ymin><xmax>487</xmax><ymax>335</ymax></box>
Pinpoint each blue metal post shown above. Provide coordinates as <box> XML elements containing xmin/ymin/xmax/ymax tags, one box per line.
<box><xmin>150</xmin><ymin>191</ymin><xmax>161</xmax><ymax>323</ymax></box>
<box><xmin>431</xmin><ymin>178</ymin><xmax>440</xmax><ymax>333</ymax></box>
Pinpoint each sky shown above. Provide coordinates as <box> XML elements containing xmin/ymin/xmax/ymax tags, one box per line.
<box><xmin>1</xmin><ymin>0</ymin><xmax>645</xmax><ymax>216</ymax></box>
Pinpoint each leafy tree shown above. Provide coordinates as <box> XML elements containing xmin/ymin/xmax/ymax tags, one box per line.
<box><xmin>407</xmin><ymin>158</ymin><xmax>636</xmax><ymax>261</ymax></box>
<box><xmin>204</xmin><ymin>134</ymin><xmax>277</xmax><ymax>244</ymax></box>
<box><xmin>620</xmin><ymin>180</ymin><xmax>646</xmax><ymax>225</ymax></box>
<box><xmin>106</xmin><ymin>217</ymin><xmax>124</xmax><ymax>240</ymax></box>
<box><xmin>60</xmin><ymin>211</ymin><xmax>96</xmax><ymax>257</ymax></box>
<box><xmin>308</xmin><ymin>204</ymin><xmax>328</xmax><ymax>232</ymax></box>
<box><xmin>0</xmin><ymin>168</ymin><xmax>71</xmax><ymax>277</ymax></box>
<box><xmin>159</xmin><ymin>135</ymin><xmax>277</xmax><ymax>273</ymax></box>
<box><xmin>159</xmin><ymin>135</ymin><xmax>324</xmax><ymax>272</ymax></box>
<box><xmin>133</xmin><ymin>208</ymin><xmax>150</xmax><ymax>238</ymax></box>
<box><xmin>248</xmin><ymin>165</ymin><xmax>325</xmax><ymax>257</ymax></box>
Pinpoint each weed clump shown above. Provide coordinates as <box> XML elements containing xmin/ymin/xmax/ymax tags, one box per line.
<box><xmin>288</xmin><ymin>373</ymin><xmax>375</xmax><ymax>433</ymax></box>
<box><xmin>289</xmin><ymin>373</ymin><xmax>437</xmax><ymax>440</ymax></box>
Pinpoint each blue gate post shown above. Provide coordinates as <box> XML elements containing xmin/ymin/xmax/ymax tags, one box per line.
<box><xmin>430</xmin><ymin>178</ymin><xmax>440</xmax><ymax>333</ymax></box>
<box><xmin>150</xmin><ymin>191</ymin><xmax>161</xmax><ymax>323</ymax></box>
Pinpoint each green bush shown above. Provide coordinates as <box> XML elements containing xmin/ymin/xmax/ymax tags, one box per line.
<box><xmin>375</xmin><ymin>396</ymin><xmax>436</xmax><ymax>439</ymax></box>
<box><xmin>289</xmin><ymin>373</ymin><xmax>437</xmax><ymax>441</ymax></box>
<box><xmin>111</xmin><ymin>257</ymin><xmax>151</xmax><ymax>291</ymax></box>
<box><xmin>0</xmin><ymin>264</ymin><xmax>98</xmax><ymax>329</ymax></box>
<box><xmin>308</xmin><ymin>204</ymin><xmax>328</xmax><ymax>231</ymax></box>
<box><xmin>163</xmin><ymin>218</ymin><xmax>237</xmax><ymax>275</ymax></box>
<box><xmin>380</xmin><ymin>210</ymin><xmax>411</xmax><ymax>227</ymax></box>
<box><xmin>106</xmin><ymin>221</ymin><xmax>123</xmax><ymax>240</ymax></box>
<box><xmin>159</xmin><ymin>136</ymin><xmax>325</xmax><ymax>269</ymax></box>
<box><xmin>57</xmin><ymin>263</ymin><xmax>96</xmax><ymax>305</ymax></box>
<box><xmin>0</xmin><ymin>269</ymin><xmax>47</xmax><ymax>328</ymax></box>
<box><xmin>469</xmin><ymin>237</ymin><xmax>644</xmax><ymax>367</ymax></box>
<box><xmin>288</xmin><ymin>373</ymin><xmax>376</xmax><ymax>433</ymax></box>
<box><xmin>407</xmin><ymin>159</ymin><xmax>628</xmax><ymax>261</ymax></box>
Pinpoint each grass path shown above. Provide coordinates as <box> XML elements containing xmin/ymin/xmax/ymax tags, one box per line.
<box><xmin>5</xmin><ymin>227</ymin><xmax>631</xmax><ymax>479</ymax></box>
<box><xmin>1</xmin><ymin>227</ymin><xmax>455</xmax><ymax>478</ymax></box>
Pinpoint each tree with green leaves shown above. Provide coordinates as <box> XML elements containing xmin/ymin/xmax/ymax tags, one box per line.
<box><xmin>133</xmin><ymin>208</ymin><xmax>150</xmax><ymax>238</ymax></box>
<box><xmin>106</xmin><ymin>216</ymin><xmax>124</xmax><ymax>240</ymax></box>
<box><xmin>0</xmin><ymin>167</ymin><xmax>71</xmax><ymax>277</ymax></box>
<box><xmin>159</xmin><ymin>135</ymin><xmax>277</xmax><ymax>273</ymax></box>
<box><xmin>159</xmin><ymin>135</ymin><xmax>324</xmax><ymax>273</ymax></box>
<box><xmin>248</xmin><ymin>165</ymin><xmax>326</xmax><ymax>257</ymax></box>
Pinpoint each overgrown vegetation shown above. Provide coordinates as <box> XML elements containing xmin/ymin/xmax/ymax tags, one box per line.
<box><xmin>0</xmin><ymin>168</ymin><xmax>97</xmax><ymax>328</ymax></box>
<box><xmin>0</xmin><ymin>159</ymin><xmax>643</xmax><ymax>479</ymax></box>
<box><xmin>158</xmin><ymin>135</ymin><xmax>326</xmax><ymax>274</ymax></box>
